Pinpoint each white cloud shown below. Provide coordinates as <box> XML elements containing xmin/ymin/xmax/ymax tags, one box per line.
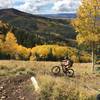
<box><xmin>52</xmin><ymin>0</ymin><xmax>81</xmax><ymax>13</ymax></box>
<box><xmin>17</xmin><ymin>0</ymin><xmax>81</xmax><ymax>14</ymax></box>
<box><xmin>0</xmin><ymin>0</ymin><xmax>13</xmax><ymax>8</ymax></box>
<box><xmin>0</xmin><ymin>0</ymin><xmax>81</xmax><ymax>14</ymax></box>
<box><xmin>16</xmin><ymin>0</ymin><xmax>52</xmax><ymax>14</ymax></box>
<box><xmin>52</xmin><ymin>0</ymin><xmax>71</xmax><ymax>11</ymax></box>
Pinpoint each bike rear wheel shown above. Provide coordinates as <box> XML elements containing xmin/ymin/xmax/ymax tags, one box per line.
<box><xmin>51</xmin><ymin>66</ymin><xmax>60</xmax><ymax>75</ymax></box>
<box><xmin>66</xmin><ymin>69</ymin><xmax>74</xmax><ymax>77</ymax></box>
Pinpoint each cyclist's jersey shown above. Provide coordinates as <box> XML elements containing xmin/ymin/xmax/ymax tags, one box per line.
<box><xmin>62</xmin><ymin>59</ymin><xmax>73</xmax><ymax>67</ymax></box>
<box><xmin>62</xmin><ymin>59</ymin><xmax>69</xmax><ymax>66</ymax></box>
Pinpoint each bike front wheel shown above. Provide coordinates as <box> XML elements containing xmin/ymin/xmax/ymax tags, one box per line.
<box><xmin>51</xmin><ymin>66</ymin><xmax>60</xmax><ymax>75</ymax></box>
<box><xmin>66</xmin><ymin>69</ymin><xmax>74</xmax><ymax>77</ymax></box>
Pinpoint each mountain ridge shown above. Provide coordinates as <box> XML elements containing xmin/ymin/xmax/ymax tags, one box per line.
<box><xmin>39</xmin><ymin>13</ymin><xmax>76</xmax><ymax>19</ymax></box>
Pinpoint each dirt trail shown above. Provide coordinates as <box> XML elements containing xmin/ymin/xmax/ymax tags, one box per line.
<box><xmin>0</xmin><ymin>75</ymin><xmax>37</xmax><ymax>100</ymax></box>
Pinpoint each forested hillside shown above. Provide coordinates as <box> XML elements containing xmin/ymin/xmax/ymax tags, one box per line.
<box><xmin>0</xmin><ymin>29</ymin><xmax>91</xmax><ymax>62</ymax></box>
<box><xmin>0</xmin><ymin>8</ymin><xmax>77</xmax><ymax>47</ymax></box>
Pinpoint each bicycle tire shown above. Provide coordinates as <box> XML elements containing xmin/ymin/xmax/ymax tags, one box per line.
<box><xmin>51</xmin><ymin>66</ymin><xmax>60</xmax><ymax>75</ymax></box>
<box><xmin>66</xmin><ymin>69</ymin><xmax>74</xmax><ymax>77</ymax></box>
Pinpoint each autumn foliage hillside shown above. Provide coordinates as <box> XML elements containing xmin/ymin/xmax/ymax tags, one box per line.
<box><xmin>0</xmin><ymin>30</ymin><xmax>91</xmax><ymax>62</ymax></box>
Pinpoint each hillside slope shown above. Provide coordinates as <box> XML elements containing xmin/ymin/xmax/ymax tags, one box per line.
<box><xmin>0</xmin><ymin>8</ymin><xmax>77</xmax><ymax>47</ymax></box>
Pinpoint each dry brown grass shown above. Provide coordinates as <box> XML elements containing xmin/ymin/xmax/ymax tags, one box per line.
<box><xmin>0</xmin><ymin>60</ymin><xmax>100</xmax><ymax>100</ymax></box>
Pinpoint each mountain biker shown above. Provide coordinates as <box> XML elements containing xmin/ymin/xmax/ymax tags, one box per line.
<box><xmin>61</xmin><ymin>56</ymin><xmax>73</xmax><ymax>69</ymax></box>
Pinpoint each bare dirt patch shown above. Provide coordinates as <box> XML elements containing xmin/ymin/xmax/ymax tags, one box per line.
<box><xmin>0</xmin><ymin>75</ymin><xmax>37</xmax><ymax>100</ymax></box>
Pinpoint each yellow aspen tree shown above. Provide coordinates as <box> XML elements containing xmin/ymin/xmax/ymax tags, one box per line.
<box><xmin>4</xmin><ymin>31</ymin><xmax>17</xmax><ymax>56</ymax></box>
<box><xmin>72</xmin><ymin>0</ymin><xmax>100</xmax><ymax>72</ymax></box>
<box><xmin>5</xmin><ymin>31</ymin><xmax>17</xmax><ymax>44</ymax></box>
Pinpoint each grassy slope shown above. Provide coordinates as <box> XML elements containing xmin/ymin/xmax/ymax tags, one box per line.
<box><xmin>0</xmin><ymin>60</ymin><xmax>100</xmax><ymax>100</ymax></box>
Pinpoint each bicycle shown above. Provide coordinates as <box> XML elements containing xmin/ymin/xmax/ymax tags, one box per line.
<box><xmin>51</xmin><ymin>62</ymin><xmax>74</xmax><ymax>77</ymax></box>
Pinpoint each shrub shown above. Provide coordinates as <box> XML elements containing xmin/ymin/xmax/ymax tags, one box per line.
<box><xmin>80</xmin><ymin>52</ymin><xmax>92</xmax><ymax>63</ymax></box>
<box><xmin>31</xmin><ymin>45</ymin><xmax>81</xmax><ymax>61</ymax></box>
<box><xmin>38</xmin><ymin>75</ymin><xmax>55</xmax><ymax>100</ymax></box>
<box><xmin>16</xmin><ymin>45</ymin><xmax>31</xmax><ymax>60</ymax></box>
<box><xmin>38</xmin><ymin>75</ymin><xmax>96</xmax><ymax>100</ymax></box>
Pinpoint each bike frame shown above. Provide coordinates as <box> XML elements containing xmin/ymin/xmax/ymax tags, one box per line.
<box><xmin>61</xmin><ymin>64</ymin><xmax>69</xmax><ymax>73</ymax></box>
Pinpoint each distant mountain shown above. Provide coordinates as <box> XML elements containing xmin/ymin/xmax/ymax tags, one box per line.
<box><xmin>39</xmin><ymin>13</ymin><xmax>76</xmax><ymax>19</ymax></box>
<box><xmin>0</xmin><ymin>8</ymin><xmax>77</xmax><ymax>47</ymax></box>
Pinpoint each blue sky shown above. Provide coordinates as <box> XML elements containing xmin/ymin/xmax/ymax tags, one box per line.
<box><xmin>0</xmin><ymin>0</ymin><xmax>81</xmax><ymax>14</ymax></box>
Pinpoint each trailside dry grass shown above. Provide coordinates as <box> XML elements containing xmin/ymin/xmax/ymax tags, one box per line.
<box><xmin>0</xmin><ymin>60</ymin><xmax>93</xmax><ymax>74</ymax></box>
<box><xmin>0</xmin><ymin>60</ymin><xmax>100</xmax><ymax>100</ymax></box>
